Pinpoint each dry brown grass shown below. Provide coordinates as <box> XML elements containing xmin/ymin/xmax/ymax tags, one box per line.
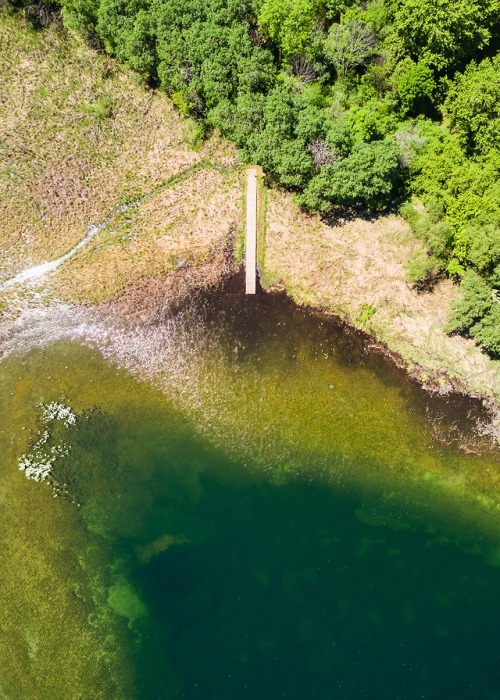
<box><xmin>103</xmin><ymin>228</ymin><xmax>239</xmax><ymax>324</ymax></box>
<box><xmin>0</xmin><ymin>8</ymin><xmax>237</xmax><ymax>282</ymax></box>
<box><xmin>264</xmin><ymin>189</ymin><xmax>500</xmax><ymax>404</ymax></box>
<box><xmin>46</xmin><ymin>168</ymin><xmax>243</xmax><ymax>303</ymax></box>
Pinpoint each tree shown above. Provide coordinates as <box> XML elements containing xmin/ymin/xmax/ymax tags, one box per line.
<box><xmin>248</xmin><ymin>87</ymin><xmax>320</xmax><ymax>187</ymax></box>
<box><xmin>404</xmin><ymin>249</ymin><xmax>441</xmax><ymax>289</ymax></box>
<box><xmin>152</xmin><ymin>0</ymin><xmax>266</xmax><ymax>113</ymax></box>
<box><xmin>460</xmin><ymin>223</ymin><xmax>500</xmax><ymax>282</ymax></box>
<box><xmin>207</xmin><ymin>93</ymin><xmax>266</xmax><ymax>150</ymax></box>
<box><xmin>448</xmin><ymin>270</ymin><xmax>500</xmax><ymax>355</ymax></box>
<box><xmin>448</xmin><ymin>270</ymin><xmax>493</xmax><ymax>331</ymax></box>
<box><xmin>393</xmin><ymin>59</ymin><xmax>435</xmax><ymax>116</ymax></box>
<box><xmin>96</xmin><ymin>1</ymin><xmax>156</xmax><ymax>77</ymax></box>
<box><xmin>297</xmin><ymin>138</ymin><xmax>401</xmax><ymax>211</ymax></box>
<box><xmin>346</xmin><ymin>98</ymin><xmax>397</xmax><ymax>143</ymax></box>
<box><xmin>445</xmin><ymin>54</ymin><xmax>500</xmax><ymax>155</ymax></box>
<box><xmin>390</xmin><ymin>0</ymin><xmax>499</xmax><ymax>71</ymax></box>
<box><xmin>258</xmin><ymin>0</ymin><xmax>321</xmax><ymax>60</ymax></box>
<box><xmin>471</xmin><ymin>304</ymin><xmax>500</xmax><ymax>355</ymax></box>
<box><xmin>324</xmin><ymin>18</ymin><xmax>376</xmax><ymax>77</ymax></box>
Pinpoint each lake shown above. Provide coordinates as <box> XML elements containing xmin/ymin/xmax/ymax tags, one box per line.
<box><xmin>1</xmin><ymin>273</ymin><xmax>499</xmax><ymax>699</ymax></box>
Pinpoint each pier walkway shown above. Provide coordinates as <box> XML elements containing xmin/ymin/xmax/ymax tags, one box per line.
<box><xmin>245</xmin><ymin>168</ymin><xmax>257</xmax><ymax>294</ymax></box>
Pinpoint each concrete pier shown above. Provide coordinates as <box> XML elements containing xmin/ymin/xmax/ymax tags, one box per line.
<box><xmin>245</xmin><ymin>168</ymin><xmax>257</xmax><ymax>294</ymax></box>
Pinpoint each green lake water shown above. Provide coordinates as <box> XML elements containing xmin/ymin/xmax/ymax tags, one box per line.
<box><xmin>1</xmin><ymin>274</ymin><xmax>500</xmax><ymax>699</ymax></box>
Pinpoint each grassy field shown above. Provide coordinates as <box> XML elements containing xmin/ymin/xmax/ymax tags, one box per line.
<box><xmin>46</xmin><ymin>166</ymin><xmax>243</xmax><ymax>303</ymax></box>
<box><xmin>0</xmin><ymin>5</ymin><xmax>240</xmax><ymax>298</ymax></box>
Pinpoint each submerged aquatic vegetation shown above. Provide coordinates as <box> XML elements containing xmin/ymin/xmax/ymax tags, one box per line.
<box><xmin>18</xmin><ymin>401</ymin><xmax>76</xmax><ymax>487</ymax></box>
<box><xmin>1</xmin><ymin>273</ymin><xmax>500</xmax><ymax>698</ymax></box>
<box><xmin>41</xmin><ymin>401</ymin><xmax>77</xmax><ymax>427</ymax></box>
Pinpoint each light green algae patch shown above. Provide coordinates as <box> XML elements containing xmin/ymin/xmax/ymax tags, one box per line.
<box><xmin>108</xmin><ymin>576</ymin><xmax>148</xmax><ymax>627</ymax></box>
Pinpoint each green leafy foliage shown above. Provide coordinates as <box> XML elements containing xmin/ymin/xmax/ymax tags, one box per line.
<box><xmin>470</xmin><ymin>304</ymin><xmax>500</xmax><ymax>355</ymax></box>
<box><xmin>448</xmin><ymin>271</ymin><xmax>500</xmax><ymax>356</ymax></box>
<box><xmin>324</xmin><ymin>18</ymin><xmax>376</xmax><ymax>77</ymax></box>
<box><xmin>258</xmin><ymin>0</ymin><xmax>321</xmax><ymax>60</ymax></box>
<box><xmin>346</xmin><ymin>98</ymin><xmax>398</xmax><ymax>142</ymax></box>
<box><xmin>358</xmin><ymin>303</ymin><xmax>376</xmax><ymax>323</ymax></box>
<box><xmin>407</xmin><ymin>130</ymin><xmax>500</xmax><ymax>354</ymax></box>
<box><xmin>298</xmin><ymin>138</ymin><xmax>401</xmax><ymax>211</ymax></box>
<box><xmin>404</xmin><ymin>249</ymin><xmax>441</xmax><ymax>290</ymax></box>
<box><xmin>96</xmin><ymin>1</ymin><xmax>156</xmax><ymax>76</ymax></box>
<box><xmin>59</xmin><ymin>0</ymin><xmax>99</xmax><ymax>32</ymax></box>
<box><xmin>449</xmin><ymin>271</ymin><xmax>494</xmax><ymax>331</ymax></box>
<box><xmin>392</xmin><ymin>59</ymin><xmax>435</xmax><ymax>116</ymax></box>
<box><xmin>389</xmin><ymin>0</ymin><xmax>499</xmax><ymax>71</ymax></box>
<box><xmin>460</xmin><ymin>224</ymin><xmax>500</xmax><ymax>283</ymax></box>
<box><xmin>445</xmin><ymin>54</ymin><xmax>500</xmax><ymax>155</ymax></box>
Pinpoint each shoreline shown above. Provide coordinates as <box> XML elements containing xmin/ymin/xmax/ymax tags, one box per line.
<box><xmin>268</xmin><ymin>287</ymin><xmax>500</xmax><ymax>448</ymax></box>
<box><xmin>266</xmin><ymin>277</ymin><xmax>500</xmax><ymax>431</ymax></box>
<box><xmin>1</xmin><ymin>244</ymin><xmax>499</xmax><ymax>448</ymax></box>
<box><xmin>1</xmin><ymin>5</ymin><xmax>497</xmax><ymax>444</ymax></box>
<box><xmin>260</xmin><ymin>187</ymin><xmax>500</xmax><ymax>443</ymax></box>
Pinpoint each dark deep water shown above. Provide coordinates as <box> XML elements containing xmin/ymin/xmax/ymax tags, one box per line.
<box><xmin>139</xmin><ymin>477</ymin><xmax>500</xmax><ymax>700</ymax></box>
<box><xmin>1</xmin><ymin>273</ymin><xmax>499</xmax><ymax>699</ymax></box>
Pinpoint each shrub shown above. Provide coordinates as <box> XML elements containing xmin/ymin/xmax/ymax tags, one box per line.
<box><xmin>470</xmin><ymin>303</ymin><xmax>500</xmax><ymax>356</ymax></box>
<box><xmin>404</xmin><ymin>249</ymin><xmax>441</xmax><ymax>290</ymax></box>
<box><xmin>358</xmin><ymin>303</ymin><xmax>376</xmax><ymax>323</ymax></box>
<box><xmin>448</xmin><ymin>270</ymin><xmax>494</xmax><ymax>332</ymax></box>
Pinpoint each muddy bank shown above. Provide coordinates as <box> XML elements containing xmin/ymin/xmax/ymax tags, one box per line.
<box><xmin>102</xmin><ymin>229</ymin><xmax>238</xmax><ymax>324</ymax></box>
<box><xmin>0</xmin><ymin>230</ymin><xmax>236</xmax><ymax>353</ymax></box>
<box><xmin>264</xmin><ymin>280</ymin><xmax>500</xmax><ymax>445</ymax></box>
<box><xmin>96</xmin><ymin>261</ymin><xmax>500</xmax><ymax>448</ymax></box>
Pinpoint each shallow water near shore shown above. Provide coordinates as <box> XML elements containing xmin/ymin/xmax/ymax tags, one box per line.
<box><xmin>1</xmin><ymin>274</ymin><xmax>500</xmax><ymax>698</ymax></box>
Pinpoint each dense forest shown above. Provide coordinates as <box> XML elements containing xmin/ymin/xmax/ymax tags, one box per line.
<box><xmin>9</xmin><ymin>0</ymin><xmax>500</xmax><ymax>355</ymax></box>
